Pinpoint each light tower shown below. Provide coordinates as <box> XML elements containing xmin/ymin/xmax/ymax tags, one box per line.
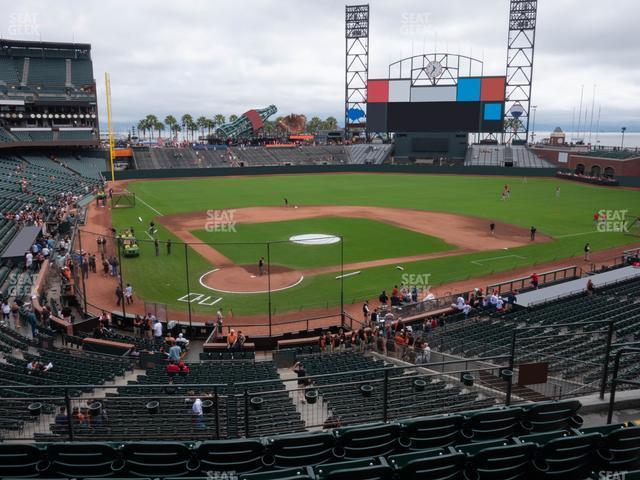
<box><xmin>504</xmin><ymin>0</ymin><xmax>538</xmax><ymax>143</ymax></box>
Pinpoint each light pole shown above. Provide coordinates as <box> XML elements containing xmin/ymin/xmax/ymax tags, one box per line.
<box><xmin>621</xmin><ymin>127</ymin><xmax>627</xmax><ymax>149</ymax></box>
<box><xmin>530</xmin><ymin>105</ymin><xmax>538</xmax><ymax>144</ymax></box>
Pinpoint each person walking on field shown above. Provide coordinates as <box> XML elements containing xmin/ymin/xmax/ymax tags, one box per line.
<box><xmin>489</xmin><ymin>222</ymin><xmax>496</xmax><ymax>235</ymax></box>
<box><xmin>530</xmin><ymin>226</ymin><xmax>537</xmax><ymax>241</ymax></box>
<box><xmin>258</xmin><ymin>257</ymin><xmax>265</xmax><ymax>276</ymax></box>
<box><xmin>124</xmin><ymin>283</ymin><xmax>134</xmax><ymax>305</ymax></box>
<box><xmin>584</xmin><ymin>242</ymin><xmax>591</xmax><ymax>262</ymax></box>
<box><xmin>166</xmin><ymin>239</ymin><xmax>172</xmax><ymax>255</ymax></box>
<box><xmin>154</xmin><ymin>239</ymin><xmax>160</xmax><ymax>256</ymax></box>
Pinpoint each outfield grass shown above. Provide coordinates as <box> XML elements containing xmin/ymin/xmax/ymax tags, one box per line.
<box><xmin>108</xmin><ymin>173</ymin><xmax>640</xmax><ymax>316</ymax></box>
<box><xmin>191</xmin><ymin>216</ymin><xmax>455</xmax><ymax>269</ymax></box>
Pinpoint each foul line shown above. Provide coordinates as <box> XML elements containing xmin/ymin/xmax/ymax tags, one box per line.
<box><xmin>126</xmin><ymin>189</ymin><xmax>163</xmax><ymax>216</ymax></box>
<box><xmin>470</xmin><ymin>254</ymin><xmax>526</xmax><ymax>266</ymax></box>
<box><xmin>336</xmin><ymin>271</ymin><xmax>361</xmax><ymax>279</ymax></box>
<box><xmin>555</xmin><ymin>231</ymin><xmax>597</xmax><ymax>239</ymax></box>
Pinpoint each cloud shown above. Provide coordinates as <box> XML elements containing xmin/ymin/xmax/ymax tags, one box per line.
<box><xmin>3</xmin><ymin>0</ymin><xmax>639</xmax><ymax>131</ymax></box>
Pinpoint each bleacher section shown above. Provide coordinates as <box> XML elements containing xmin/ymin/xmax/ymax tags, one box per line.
<box><xmin>0</xmin><ymin>39</ymin><xmax>98</xmax><ymax>147</ymax></box>
<box><xmin>132</xmin><ymin>144</ymin><xmax>392</xmax><ymax>169</ymax></box>
<box><xmin>1</xmin><ymin>399</ymin><xmax>638</xmax><ymax>479</ymax></box>
<box><xmin>429</xmin><ymin>277</ymin><xmax>640</xmax><ymax>396</ymax></box>
<box><xmin>301</xmin><ymin>352</ymin><xmax>497</xmax><ymax>425</ymax></box>
<box><xmin>348</xmin><ymin>143</ymin><xmax>393</xmax><ymax>164</ymax></box>
<box><xmin>110</xmin><ymin>360</ymin><xmax>304</xmax><ymax>439</ymax></box>
<box><xmin>465</xmin><ymin>144</ymin><xmax>553</xmax><ymax>168</ymax></box>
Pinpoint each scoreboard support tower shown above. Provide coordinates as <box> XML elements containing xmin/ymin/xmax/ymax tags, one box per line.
<box><xmin>345</xmin><ymin>5</ymin><xmax>369</xmax><ymax>137</ymax></box>
<box><xmin>504</xmin><ymin>0</ymin><xmax>538</xmax><ymax>144</ymax></box>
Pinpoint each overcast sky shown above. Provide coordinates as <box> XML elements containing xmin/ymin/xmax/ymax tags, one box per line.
<box><xmin>3</xmin><ymin>0</ymin><xmax>640</xmax><ymax>131</ymax></box>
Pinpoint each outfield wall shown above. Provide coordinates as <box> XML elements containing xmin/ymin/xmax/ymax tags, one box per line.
<box><xmin>108</xmin><ymin>164</ymin><xmax>640</xmax><ymax>187</ymax></box>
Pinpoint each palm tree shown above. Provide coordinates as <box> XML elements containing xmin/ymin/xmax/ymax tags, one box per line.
<box><xmin>214</xmin><ymin>114</ymin><xmax>226</xmax><ymax>127</ymax></box>
<box><xmin>307</xmin><ymin>116</ymin><xmax>322</xmax><ymax>133</ymax></box>
<box><xmin>323</xmin><ymin>116</ymin><xmax>338</xmax><ymax>130</ymax></box>
<box><xmin>145</xmin><ymin>115</ymin><xmax>159</xmax><ymax>139</ymax></box>
<box><xmin>137</xmin><ymin>119</ymin><xmax>148</xmax><ymax>139</ymax></box>
<box><xmin>196</xmin><ymin>116</ymin><xmax>208</xmax><ymax>140</ymax></box>
<box><xmin>164</xmin><ymin>115</ymin><xmax>177</xmax><ymax>140</ymax></box>
<box><xmin>181</xmin><ymin>114</ymin><xmax>194</xmax><ymax>142</ymax></box>
<box><xmin>229</xmin><ymin>114</ymin><xmax>239</xmax><ymax>123</ymax></box>
<box><xmin>155</xmin><ymin>121</ymin><xmax>165</xmax><ymax>139</ymax></box>
<box><xmin>206</xmin><ymin>118</ymin><xmax>216</xmax><ymax>136</ymax></box>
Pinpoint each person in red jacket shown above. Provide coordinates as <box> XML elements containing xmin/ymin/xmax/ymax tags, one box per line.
<box><xmin>166</xmin><ymin>361</ymin><xmax>180</xmax><ymax>383</ymax></box>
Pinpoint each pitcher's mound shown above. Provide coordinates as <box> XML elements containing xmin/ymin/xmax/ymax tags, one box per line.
<box><xmin>199</xmin><ymin>265</ymin><xmax>304</xmax><ymax>294</ymax></box>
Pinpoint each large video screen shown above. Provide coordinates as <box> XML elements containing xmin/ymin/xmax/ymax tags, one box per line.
<box><xmin>366</xmin><ymin>76</ymin><xmax>506</xmax><ymax>133</ymax></box>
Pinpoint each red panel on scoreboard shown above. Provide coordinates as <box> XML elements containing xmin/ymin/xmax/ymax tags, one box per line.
<box><xmin>480</xmin><ymin>77</ymin><xmax>506</xmax><ymax>102</ymax></box>
<box><xmin>367</xmin><ymin>79</ymin><xmax>389</xmax><ymax>103</ymax></box>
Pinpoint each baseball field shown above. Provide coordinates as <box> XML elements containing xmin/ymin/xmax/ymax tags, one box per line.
<box><xmin>93</xmin><ymin>173</ymin><xmax>638</xmax><ymax>320</ymax></box>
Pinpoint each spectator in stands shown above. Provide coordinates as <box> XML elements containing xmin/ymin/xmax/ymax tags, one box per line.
<box><xmin>54</xmin><ymin>407</ymin><xmax>68</xmax><ymax>427</ymax></box>
<box><xmin>391</xmin><ymin>285</ymin><xmax>400</xmax><ymax>306</ymax></box>
<box><xmin>152</xmin><ymin>319</ymin><xmax>163</xmax><ymax>347</ymax></box>
<box><xmin>133</xmin><ymin>315</ymin><xmax>143</xmax><ymax>337</ymax></box>
<box><xmin>1</xmin><ymin>300</ymin><xmax>10</xmax><ymax>324</ymax></box>
<box><xmin>72</xmin><ymin>407</ymin><xmax>88</xmax><ymax>428</ymax></box>
<box><xmin>191</xmin><ymin>397</ymin><xmax>205</xmax><ymax>428</ymax></box>
<box><xmin>25</xmin><ymin>251</ymin><xmax>33</xmax><ymax>271</ymax></box>
<box><xmin>531</xmin><ymin>272</ymin><xmax>540</xmax><ymax>289</ymax></box>
<box><xmin>176</xmin><ymin>333</ymin><xmax>189</xmax><ymax>350</ymax></box>
<box><xmin>227</xmin><ymin>329</ymin><xmax>238</xmax><ymax>351</ymax></box>
<box><xmin>168</xmin><ymin>341</ymin><xmax>182</xmax><ymax>362</ymax></box>
<box><xmin>26</xmin><ymin>308</ymin><xmax>38</xmax><ymax>338</ymax></box>
<box><xmin>178</xmin><ymin>361</ymin><xmax>189</xmax><ymax>377</ymax></box>
<box><xmin>236</xmin><ymin>331</ymin><xmax>246</xmax><ymax>351</ymax></box>
<box><xmin>166</xmin><ymin>361</ymin><xmax>180</xmax><ymax>383</ymax></box>
<box><xmin>378</xmin><ymin>290</ymin><xmax>388</xmax><ymax>305</ymax></box>
<box><xmin>370</xmin><ymin>307</ymin><xmax>378</xmax><ymax>327</ymax></box>
<box><xmin>587</xmin><ymin>279</ymin><xmax>596</xmax><ymax>295</ymax></box>
<box><xmin>451</xmin><ymin>295</ymin><xmax>472</xmax><ymax>316</ymax></box>
<box><xmin>292</xmin><ymin>361</ymin><xmax>309</xmax><ymax>387</ymax></box>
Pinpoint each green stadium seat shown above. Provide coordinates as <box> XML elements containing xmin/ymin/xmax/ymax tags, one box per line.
<box><xmin>239</xmin><ymin>468</ymin><xmax>314</xmax><ymax>480</ymax></box>
<box><xmin>45</xmin><ymin>442</ymin><xmax>121</xmax><ymax>478</ymax></box>
<box><xmin>388</xmin><ymin>447</ymin><xmax>466</xmax><ymax>479</ymax></box>
<box><xmin>521</xmin><ymin>400</ymin><xmax>583</xmax><ymax>432</ymax></box>
<box><xmin>120</xmin><ymin>442</ymin><xmax>195</xmax><ymax>477</ymax></box>
<box><xmin>459</xmin><ymin>440</ymin><xmax>536</xmax><ymax>479</ymax></box>
<box><xmin>196</xmin><ymin>439</ymin><xmax>265</xmax><ymax>474</ymax></box>
<box><xmin>398</xmin><ymin>414</ymin><xmax>464</xmax><ymax>450</ymax></box>
<box><xmin>264</xmin><ymin>431</ymin><xmax>337</xmax><ymax>468</ymax></box>
<box><xmin>461</xmin><ymin>406</ymin><xmax>525</xmax><ymax>442</ymax></box>
<box><xmin>0</xmin><ymin>444</ymin><xmax>45</xmax><ymax>478</ymax></box>
<box><xmin>517</xmin><ymin>430</ymin><xmax>601</xmax><ymax>478</ymax></box>
<box><xmin>333</xmin><ymin>423</ymin><xmax>401</xmax><ymax>459</ymax></box>
<box><xmin>312</xmin><ymin>457</ymin><xmax>394</xmax><ymax>480</ymax></box>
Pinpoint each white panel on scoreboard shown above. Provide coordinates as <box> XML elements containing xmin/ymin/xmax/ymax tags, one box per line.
<box><xmin>410</xmin><ymin>85</ymin><xmax>457</xmax><ymax>103</ymax></box>
<box><xmin>388</xmin><ymin>80</ymin><xmax>411</xmax><ymax>102</ymax></box>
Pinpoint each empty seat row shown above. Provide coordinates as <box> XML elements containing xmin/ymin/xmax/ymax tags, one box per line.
<box><xmin>1</xmin><ymin>420</ymin><xmax>638</xmax><ymax>479</ymax></box>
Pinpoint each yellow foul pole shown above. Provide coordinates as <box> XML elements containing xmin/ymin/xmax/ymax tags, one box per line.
<box><xmin>105</xmin><ymin>72</ymin><xmax>115</xmax><ymax>182</ymax></box>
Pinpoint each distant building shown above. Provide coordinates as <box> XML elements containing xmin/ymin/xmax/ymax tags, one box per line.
<box><xmin>549</xmin><ymin>127</ymin><xmax>565</xmax><ymax>146</ymax></box>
